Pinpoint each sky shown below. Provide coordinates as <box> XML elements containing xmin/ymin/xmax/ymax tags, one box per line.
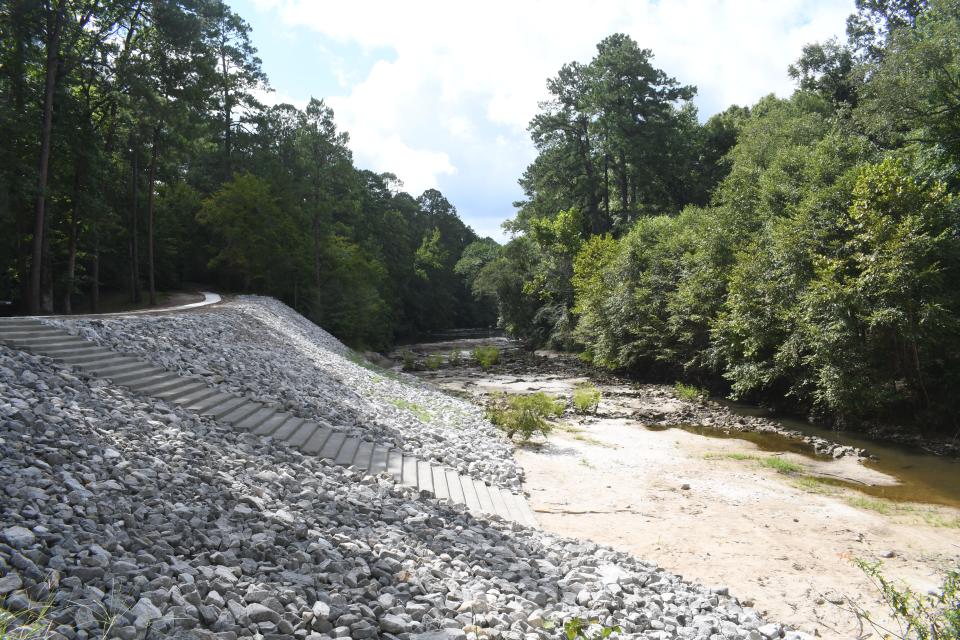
<box><xmin>234</xmin><ymin>0</ymin><xmax>856</xmax><ymax>241</ymax></box>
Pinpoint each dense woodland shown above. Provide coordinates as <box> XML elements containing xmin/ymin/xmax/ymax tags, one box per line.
<box><xmin>0</xmin><ymin>0</ymin><xmax>493</xmax><ymax>348</ymax></box>
<box><xmin>3</xmin><ymin>1</ymin><xmax>959</xmax><ymax>434</ymax></box>
<box><xmin>460</xmin><ymin>0</ymin><xmax>960</xmax><ymax>433</ymax></box>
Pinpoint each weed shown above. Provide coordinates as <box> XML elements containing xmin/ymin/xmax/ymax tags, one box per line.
<box><xmin>390</xmin><ymin>398</ymin><xmax>432</xmax><ymax>423</ymax></box>
<box><xmin>703</xmin><ymin>452</ymin><xmax>757</xmax><ymax>461</ymax></box>
<box><xmin>560</xmin><ymin>617</ymin><xmax>622</xmax><ymax>639</ymax></box>
<box><xmin>401</xmin><ymin>350</ymin><xmax>417</xmax><ymax>371</ymax></box>
<box><xmin>850</xmin><ymin>560</ymin><xmax>960</xmax><ymax>640</ymax></box>
<box><xmin>674</xmin><ymin>382</ymin><xmax>708</xmax><ymax>402</ymax></box>
<box><xmin>424</xmin><ymin>354</ymin><xmax>443</xmax><ymax>370</ymax></box>
<box><xmin>448</xmin><ymin>350</ymin><xmax>463</xmax><ymax>366</ymax></box>
<box><xmin>0</xmin><ymin>605</ymin><xmax>53</xmax><ymax>640</ymax></box>
<box><xmin>572</xmin><ymin>383</ymin><xmax>601</xmax><ymax>414</ymax></box>
<box><xmin>847</xmin><ymin>496</ymin><xmax>894</xmax><ymax>514</ymax></box>
<box><xmin>472</xmin><ymin>346</ymin><xmax>500</xmax><ymax>369</ymax></box>
<box><xmin>760</xmin><ymin>456</ymin><xmax>802</xmax><ymax>474</ymax></box>
<box><xmin>793</xmin><ymin>475</ymin><xmax>840</xmax><ymax>495</ymax></box>
<box><xmin>486</xmin><ymin>392</ymin><xmax>564</xmax><ymax>442</ymax></box>
<box><xmin>579</xmin><ymin>458</ymin><xmax>594</xmax><ymax>469</ymax></box>
<box><xmin>347</xmin><ymin>351</ymin><xmax>402</xmax><ymax>381</ymax></box>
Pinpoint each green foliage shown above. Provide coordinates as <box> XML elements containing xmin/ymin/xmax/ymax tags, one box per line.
<box><xmin>424</xmin><ymin>354</ymin><xmax>443</xmax><ymax>370</ymax></box>
<box><xmin>572</xmin><ymin>383</ymin><xmax>601</xmax><ymax>414</ymax></box>
<box><xmin>759</xmin><ymin>456</ymin><xmax>802</xmax><ymax>474</ymax></box>
<box><xmin>401</xmin><ymin>351</ymin><xmax>417</xmax><ymax>371</ymax></box>
<box><xmin>389</xmin><ymin>398</ymin><xmax>432</xmax><ymax>423</ymax></box>
<box><xmin>448</xmin><ymin>350</ymin><xmax>463</xmax><ymax>366</ymax></box>
<box><xmin>674</xmin><ymin>383</ymin><xmax>708</xmax><ymax>402</ymax></box>
<box><xmin>562</xmin><ymin>617</ymin><xmax>622</xmax><ymax>639</ymax></box>
<box><xmin>472</xmin><ymin>346</ymin><xmax>501</xmax><ymax>369</ymax></box>
<box><xmin>486</xmin><ymin>392</ymin><xmax>564</xmax><ymax>442</ymax></box>
<box><xmin>854</xmin><ymin>560</ymin><xmax>960</xmax><ymax>640</ymax></box>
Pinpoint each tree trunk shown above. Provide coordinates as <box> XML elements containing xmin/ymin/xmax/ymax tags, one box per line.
<box><xmin>147</xmin><ymin>126</ymin><xmax>159</xmax><ymax>306</ymax></box>
<box><xmin>91</xmin><ymin>225</ymin><xmax>99</xmax><ymax>313</ymax></box>
<box><xmin>64</xmin><ymin>165</ymin><xmax>80</xmax><ymax>314</ymax></box>
<box><xmin>129</xmin><ymin>137</ymin><xmax>141</xmax><ymax>303</ymax></box>
<box><xmin>29</xmin><ymin>0</ymin><xmax>64</xmax><ymax>314</ymax></box>
<box><xmin>618</xmin><ymin>151</ymin><xmax>629</xmax><ymax>217</ymax></box>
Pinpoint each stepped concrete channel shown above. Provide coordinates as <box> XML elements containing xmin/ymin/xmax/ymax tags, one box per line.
<box><xmin>0</xmin><ymin>316</ymin><xmax>537</xmax><ymax>528</ymax></box>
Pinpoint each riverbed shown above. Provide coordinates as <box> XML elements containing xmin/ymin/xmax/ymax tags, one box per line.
<box><xmin>393</xmin><ymin>336</ymin><xmax>960</xmax><ymax>639</ymax></box>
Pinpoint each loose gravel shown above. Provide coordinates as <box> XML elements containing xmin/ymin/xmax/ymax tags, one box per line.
<box><xmin>48</xmin><ymin>297</ymin><xmax>521</xmax><ymax>491</ymax></box>
<box><xmin>0</xmin><ymin>346</ymin><xmax>800</xmax><ymax>640</ymax></box>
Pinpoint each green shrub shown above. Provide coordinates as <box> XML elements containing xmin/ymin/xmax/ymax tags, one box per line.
<box><xmin>448</xmin><ymin>350</ymin><xmax>463</xmax><ymax>366</ymax></box>
<box><xmin>561</xmin><ymin>617</ymin><xmax>622</xmax><ymax>639</ymax></box>
<box><xmin>674</xmin><ymin>382</ymin><xmax>708</xmax><ymax>402</ymax></box>
<box><xmin>401</xmin><ymin>350</ymin><xmax>417</xmax><ymax>371</ymax></box>
<box><xmin>572</xmin><ymin>383</ymin><xmax>601</xmax><ymax>414</ymax></box>
<box><xmin>760</xmin><ymin>456</ymin><xmax>802</xmax><ymax>474</ymax></box>
<box><xmin>472</xmin><ymin>346</ymin><xmax>501</xmax><ymax>369</ymax></box>
<box><xmin>425</xmin><ymin>354</ymin><xmax>443</xmax><ymax>370</ymax></box>
<box><xmin>853</xmin><ymin>560</ymin><xmax>959</xmax><ymax>640</ymax></box>
<box><xmin>487</xmin><ymin>392</ymin><xmax>564</xmax><ymax>442</ymax></box>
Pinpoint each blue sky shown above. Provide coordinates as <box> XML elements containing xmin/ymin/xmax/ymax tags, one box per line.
<box><xmin>234</xmin><ymin>0</ymin><xmax>855</xmax><ymax>241</ymax></box>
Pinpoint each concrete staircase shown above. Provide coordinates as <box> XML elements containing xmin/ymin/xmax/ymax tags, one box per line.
<box><xmin>0</xmin><ymin>317</ymin><xmax>538</xmax><ymax>527</ymax></box>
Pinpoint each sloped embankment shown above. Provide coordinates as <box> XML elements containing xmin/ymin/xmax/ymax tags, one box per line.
<box><xmin>0</xmin><ymin>340</ymin><xmax>781</xmax><ymax>639</ymax></box>
<box><xmin>51</xmin><ymin>297</ymin><xmax>521</xmax><ymax>491</ymax></box>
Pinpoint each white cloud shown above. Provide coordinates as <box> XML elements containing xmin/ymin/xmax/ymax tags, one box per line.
<box><xmin>255</xmin><ymin>0</ymin><xmax>854</xmax><ymax>237</ymax></box>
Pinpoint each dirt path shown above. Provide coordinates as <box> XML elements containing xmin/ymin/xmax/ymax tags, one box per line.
<box><xmin>407</xmin><ymin>346</ymin><xmax>960</xmax><ymax>639</ymax></box>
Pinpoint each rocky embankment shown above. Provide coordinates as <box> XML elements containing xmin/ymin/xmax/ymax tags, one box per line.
<box><xmin>0</xmin><ymin>338</ymin><xmax>792</xmax><ymax>639</ymax></box>
<box><xmin>49</xmin><ymin>297</ymin><xmax>521</xmax><ymax>491</ymax></box>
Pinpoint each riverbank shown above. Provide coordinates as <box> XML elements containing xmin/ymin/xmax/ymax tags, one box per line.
<box><xmin>398</xmin><ymin>338</ymin><xmax>960</xmax><ymax>639</ymax></box>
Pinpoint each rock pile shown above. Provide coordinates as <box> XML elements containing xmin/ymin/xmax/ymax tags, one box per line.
<box><xmin>0</xmin><ymin>346</ymin><xmax>798</xmax><ymax>640</ymax></box>
<box><xmin>49</xmin><ymin>297</ymin><xmax>521</xmax><ymax>490</ymax></box>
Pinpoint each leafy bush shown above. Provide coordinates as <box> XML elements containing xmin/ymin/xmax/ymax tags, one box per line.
<box><xmin>401</xmin><ymin>350</ymin><xmax>417</xmax><ymax>371</ymax></box>
<box><xmin>674</xmin><ymin>382</ymin><xmax>708</xmax><ymax>402</ymax></box>
<box><xmin>424</xmin><ymin>354</ymin><xmax>443</xmax><ymax>370</ymax></box>
<box><xmin>487</xmin><ymin>392</ymin><xmax>564</xmax><ymax>442</ymax></box>
<box><xmin>572</xmin><ymin>383</ymin><xmax>601</xmax><ymax>414</ymax></box>
<box><xmin>448</xmin><ymin>350</ymin><xmax>463</xmax><ymax>366</ymax></box>
<box><xmin>472</xmin><ymin>346</ymin><xmax>501</xmax><ymax>369</ymax></box>
<box><xmin>853</xmin><ymin>560</ymin><xmax>959</xmax><ymax>640</ymax></box>
<box><xmin>561</xmin><ymin>617</ymin><xmax>622</xmax><ymax>639</ymax></box>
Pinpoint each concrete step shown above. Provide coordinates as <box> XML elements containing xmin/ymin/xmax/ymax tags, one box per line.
<box><xmin>187</xmin><ymin>392</ymin><xmax>235</xmax><ymax>414</ymax></box>
<box><xmin>252</xmin><ymin>413</ymin><xmax>289</xmax><ymax>436</ymax></box>
<box><xmin>473</xmin><ymin>480</ymin><xmax>496</xmax><ymax>515</ymax></box>
<box><xmin>37</xmin><ymin>344</ymin><xmax>111</xmax><ymax>357</ymax></box>
<box><xmin>401</xmin><ymin>455</ymin><xmax>419</xmax><ymax>488</ymax></box>
<box><xmin>431</xmin><ymin>465</ymin><xmax>450</xmax><ymax>501</ymax></box>
<box><xmin>83</xmin><ymin>359</ymin><xmax>148</xmax><ymax>377</ymax></box>
<box><xmin>100</xmin><ymin>364</ymin><xmax>164</xmax><ymax>383</ymax></box>
<box><xmin>369</xmin><ymin>446</ymin><xmax>390</xmax><ymax>475</ymax></box>
<box><xmin>459</xmin><ymin>476</ymin><xmax>482</xmax><ymax>512</ymax></box>
<box><xmin>287</xmin><ymin>421</ymin><xmax>321</xmax><ymax>448</ymax></box>
<box><xmin>302</xmin><ymin>426</ymin><xmax>335</xmax><ymax>454</ymax></box>
<box><xmin>205</xmin><ymin>396</ymin><xmax>250</xmax><ymax>420</ymax></box>
<box><xmin>233</xmin><ymin>406</ymin><xmax>277</xmax><ymax>431</ymax></box>
<box><xmin>220</xmin><ymin>401</ymin><xmax>264</xmax><ymax>425</ymax></box>
<box><xmin>444</xmin><ymin>468</ymin><xmax>466</xmax><ymax>505</ymax></box>
<box><xmin>168</xmin><ymin>385</ymin><xmax>220</xmax><ymax>408</ymax></box>
<box><xmin>151</xmin><ymin>379</ymin><xmax>208</xmax><ymax>399</ymax></box>
<box><xmin>487</xmin><ymin>485</ymin><xmax>511</xmax><ymax>521</ymax></box>
<box><xmin>270</xmin><ymin>417</ymin><xmax>305</xmax><ymax>441</ymax></box>
<box><xmin>13</xmin><ymin>337</ymin><xmax>83</xmax><ymax>349</ymax></box>
<box><xmin>387</xmin><ymin>450</ymin><xmax>404</xmax><ymax>482</ymax></box>
<box><xmin>318</xmin><ymin>431</ymin><xmax>347</xmax><ymax>459</ymax></box>
<box><xmin>351</xmin><ymin>441</ymin><xmax>375</xmax><ymax>471</ymax></box>
<box><xmin>417</xmin><ymin>460</ymin><xmax>435</xmax><ymax>495</ymax></box>
<box><xmin>64</xmin><ymin>351</ymin><xmax>131</xmax><ymax>365</ymax></box>
<box><xmin>334</xmin><ymin>437</ymin><xmax>362</xmax><ymax>467</ymax></box>
<box><xmin>0</xmin><ymin>327</ymin><xmax>64</xmax><ymax>340</ymax></box>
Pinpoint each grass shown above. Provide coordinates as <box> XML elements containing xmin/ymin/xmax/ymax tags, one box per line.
<box><xmin>424</xmin><ymin>354</ymin><xmax>443</xmax><ymax>370</ymax></box>
<box><xmin>346</xmin><ymin>351</ymin><xmax>402</xmax><ymax>382</ymax></box>
<box><xmin>472</xmin><ymin>346</ymin><xmax>500</xmax><ymax>370</ymax></box>
<box><xmin>0</xmin><ymin>606</ymin><xmax>53</xmax><ymax>640</ymax></box>
<box><xmin>389</xmin><ymin>398</ymin><xmax>432</xmax><ymax>423</ymax></box>
<box><xmin>759</xmin><ymin>456</ymin><xmax>803</xmax><ymax>474</ymax></box>
<box><xmin>703</xmin><ymin>452</ymin><xmax>757</xmax><ymax>461</ymax></box>
<box><xmin>486</xmin><ymin>391</ymin><xmax>564</xmax><ymax>442</ymax></box>
<box><xmin>793</xmin><ymin>475</ymin><xmax>841</xmax><ymax>495</ymax></box>
<box><xmin>674</xmin><ymin>382</ymin><xmax>708</xmax><ymax>402</ymax></box>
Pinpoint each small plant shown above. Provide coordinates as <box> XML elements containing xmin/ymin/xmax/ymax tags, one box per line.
<box><xmin>562</xmin><ymin>617</ymin><xmax>621</xmax><ymax>639</ymax></box>
<box><xmin>0</xmin><ymin>603</ymin><xmax>54</xmax><ymax>640</ymax></box>
<box><xmin>572</xmin><ymin>383</ymin><xmax>601</xmax><ymax>414</ymax></box>
<box><xmin>674</xmin><ymin>382</ymin><xmax>708</xmax><ymax>402</ymax></box>
<box><xmin>401</xmin><ymin>350</ymin><xmax>417</xmax><ymax>371</ymax></box>
<box><xmin>472</xmin><ymin>345</ymin><xmax>500</xmax><ymax>369</ymax></box>
<box><xmin>486</xmin><ymin>392</ymin><xmax>564</xmax><ymax>442</ymax></box>
<box><xmin>851</xmin><ymin>560</ymin><xmax>959</xmax><ymax>640</ymax></box>
<box><xmin>448</xmin><ymin>350</ymin><xmax>463</xmax><ymax>366</ymax></box>
<box><xmin>390</xmin><ymin>398</ymin><xmax>432</xmax><ymax>423</ymax></box>
<box><xmin>578</xmin><ymin>349</ymin><xmax>594</xmax><ymax>364</ymax></box>
<box><xmin>703</xmin><ymin>452</ymin><xmax>757</xmax><ymax>461</ymax></box>
<box><xmin>760</xmin><ymin>456</ymin><xmax>802</xmax><ymax>474</ymax></box>
<box><xmin>424</xmin><ymin>354</ymin><xmax>443</xmax><ymax>370</ymax></box>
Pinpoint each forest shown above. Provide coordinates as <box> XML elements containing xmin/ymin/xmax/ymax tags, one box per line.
<box><xmin>0</xmin><ymin>0</ymin><xmax>494</xmax><ymax>348</ymax></box>
<box><xmin>459</xmin><ymin>0</ymin><xmax>960</xmax><ymax>433</ymax></box>
<box><xmin>3</xmin><ymin>0</ymin><xmax>959</xmax><ymax>434</ymax></box>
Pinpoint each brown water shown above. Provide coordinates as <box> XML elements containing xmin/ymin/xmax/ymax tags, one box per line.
<box><xmin>646</xmin><ymin>419</ymin><xmax>960</xmax><ymax>509</ymax></box>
